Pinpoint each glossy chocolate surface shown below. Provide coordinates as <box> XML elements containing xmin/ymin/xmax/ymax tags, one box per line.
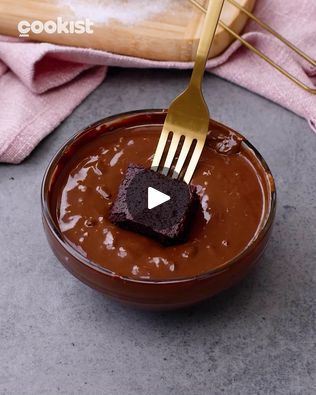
<box><xmin>50</xmin><ymin>114</ymin><xmax>271</xmax><ymax>281</ymax></box>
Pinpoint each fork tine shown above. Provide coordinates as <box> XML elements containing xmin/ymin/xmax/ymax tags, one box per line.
<box><xmin>161</xmin><ymin>133</ymin><xmax>182</xmax><ymax>176</ymax></box>
<box><xmin>151</xmin><ymin>129</ymin><xmax>170</xmax><ymax>170</ymax></box>
<box><xmin>172</xmin><ymin>137</ymin><xmax>194</xmax><ymax>179</ymax></box>
<box><xmin>183</xmin><ymin>139</ymin><xmax>205</xmax><ymax>183</ymax></box>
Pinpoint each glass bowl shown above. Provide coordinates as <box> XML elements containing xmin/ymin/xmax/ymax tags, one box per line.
<box><xmin>41</xmin><ymin>110</ymin><xmax>276</xmax><ymax>310</ymax></box>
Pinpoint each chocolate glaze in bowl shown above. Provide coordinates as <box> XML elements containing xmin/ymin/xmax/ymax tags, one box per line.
<box><xmin>42</xmin><ymin>110</ymin><xmax>276</xmax><ymax>309</ymax></box>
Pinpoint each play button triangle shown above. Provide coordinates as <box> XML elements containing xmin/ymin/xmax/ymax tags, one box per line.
<box><xmin>147</xmin><ymin>187</ymin><xmax>171</xmax><ymax>210</ymax></box>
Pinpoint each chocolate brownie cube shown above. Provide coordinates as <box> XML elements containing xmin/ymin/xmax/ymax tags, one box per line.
<box><xmin>109</xmin><ymin>164</ymin><xmax>198</xmax><ymax>245</ymax></box>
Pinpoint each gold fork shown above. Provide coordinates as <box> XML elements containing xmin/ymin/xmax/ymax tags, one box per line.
<box><xmin>151</xmin><ymin>0</ymin><xmax>225</xmax><ymax>184</ymax></box>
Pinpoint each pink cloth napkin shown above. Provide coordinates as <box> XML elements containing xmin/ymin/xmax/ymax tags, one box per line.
<box><xmin>0</xmin><ymin>0</ymin><xmax>315</xmax><ymax>164</ymax></box>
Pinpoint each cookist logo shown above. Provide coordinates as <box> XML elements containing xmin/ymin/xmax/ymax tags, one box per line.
<box><xmin>18</xmin><ymin>17</ymin><xmax>94</xmax><ymax>38</ymax></box>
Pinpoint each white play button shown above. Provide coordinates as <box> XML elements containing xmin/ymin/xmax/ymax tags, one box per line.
<box><xmin>147</xmin><ymin>187</ymin><xmax>170</xmax><ymax>210</ymax></box>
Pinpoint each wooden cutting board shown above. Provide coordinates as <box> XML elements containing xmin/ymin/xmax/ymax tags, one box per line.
<box><xmin>0</xmin><ymin>0</ymin><xmax>255</xmax><ymax>61</ymax></box>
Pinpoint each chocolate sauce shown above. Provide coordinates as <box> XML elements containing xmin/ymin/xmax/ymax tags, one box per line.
<box><xmin>53</xmin><ymin>122</ymin><xmax>268</xmax><ymax>281</ymax></box>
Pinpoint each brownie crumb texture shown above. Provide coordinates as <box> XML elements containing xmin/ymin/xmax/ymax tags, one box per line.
<box><xmin>109</xmin><ymin>164</ymin><xmax>198</xmax><ymax>245</ymax></box>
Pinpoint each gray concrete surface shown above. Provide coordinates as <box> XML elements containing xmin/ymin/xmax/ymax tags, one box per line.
<box><xmin>0</xmin><ymin>68</ymin><xmax>315</xmax><ymax>395</ymax></box>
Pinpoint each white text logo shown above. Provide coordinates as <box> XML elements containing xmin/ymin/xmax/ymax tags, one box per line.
<box><xmin>18</xmin><ymin>17</ymin><xmax>94</xmax><ymax>38</ymax></box>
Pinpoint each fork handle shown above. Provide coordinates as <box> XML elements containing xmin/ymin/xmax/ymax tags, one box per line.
<box><xmin>190</xmin><ymin>0</ymin><xmax>225</xmax><ymax>89</ymax></box>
